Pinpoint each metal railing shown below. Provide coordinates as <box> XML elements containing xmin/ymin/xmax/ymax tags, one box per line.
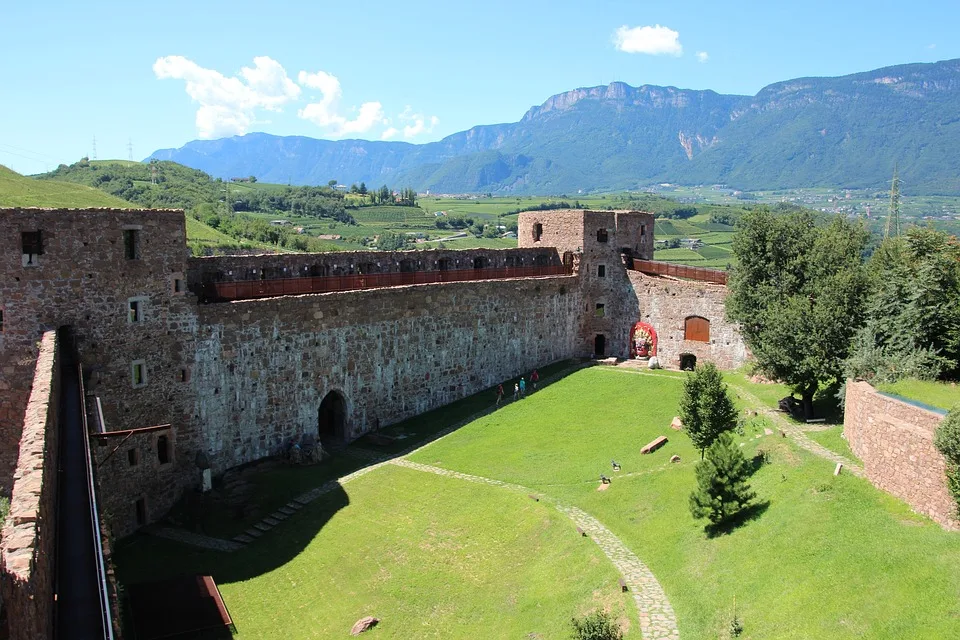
<box><xmin>200</xmin><ymin>264</ymin><xmax>574</xmax><ymax>302</ymax></box>
<box><xmin>631</xmin><ymin>259</ymin><xmax>728</xmax><ymax>285</ymax></box>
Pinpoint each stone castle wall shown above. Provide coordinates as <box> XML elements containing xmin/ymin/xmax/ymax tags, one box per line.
<box><xmin>1</xmin><ymin>331</ymin><xmax>60</xmax><ymax>640</ymax></box>
<box><xmin>193</xmin><ymin>275</ymin><xmax>582</xmax><ymax>474</ymax></box>
<box><xmin>2</xmin><ymin>207</ymin><xmax>748</xmax><ymax>539</ymax></box>
<box><xmin>0</xmin><ymin>208</ymin><xmax>196</xmax><ymax>499</ymax></box>
<box><xmin>844</xmin><ymin>380</ymin><xmax>958</xmax><ymax>530</ymax></box>
<box><xmin>628</xmin><ymin>271</ymin><xmax>748</xmax><ymax>369</ymax></box>
<box><xmin>519</xmin><ymin>210</ymin><xmax>655</xmax><ymax>358</ymax></box>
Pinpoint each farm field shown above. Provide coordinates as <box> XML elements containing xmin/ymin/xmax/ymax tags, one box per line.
<box><xmin>116</xmin><ymin>366</ymin><xmax>960</xmax><ymax>639</ymax></box>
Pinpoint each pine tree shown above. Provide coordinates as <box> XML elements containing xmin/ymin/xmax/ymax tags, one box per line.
<box><xmin>679</xmin><ymin>362</ymin><xmax>738</xmax><ymax>458</ymax></box>
<box><xmin>689</xmin><ymin>432</ymin><xmax>757</xmax><ymax>526</ymax></box>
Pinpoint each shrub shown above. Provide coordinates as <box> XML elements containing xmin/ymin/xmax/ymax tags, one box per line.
<box><xmin>934</xmin><ymin>407</ymin><xmax>960</xmax><ymax>514</ymax></box>
<box><xmin>679</xmin><ymin>362</ymin><xmax>738</xmax><ymax>458</ymax></box>
<box><xmin>690</xmin><ymin>432</ymin><xmax>757</xmax><ymax>526</ymax></box>
<box><xmin>570</xmin><ymin>610</ymin><xmax>622</xmax><ymax>640</ymax></box>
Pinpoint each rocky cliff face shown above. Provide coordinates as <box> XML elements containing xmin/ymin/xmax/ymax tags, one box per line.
<box><xmin>151</xmin><ymin>58</ymin><xmax>960</xmax><ymax>195</ymax></box>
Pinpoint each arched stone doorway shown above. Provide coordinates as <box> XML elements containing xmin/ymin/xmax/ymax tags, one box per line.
<box><xmin>318</xmin><ymin>391</ymin><xmax>346</xmax><ymax>444</ymax></box>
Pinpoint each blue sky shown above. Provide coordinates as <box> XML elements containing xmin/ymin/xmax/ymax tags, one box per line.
<box><xmin>1</xmin><ymin>0</ymin><xmax>956</xmax><ymax>174</ymax></box>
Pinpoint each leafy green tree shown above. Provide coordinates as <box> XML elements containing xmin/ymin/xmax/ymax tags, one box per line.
<box><xmin>359</xmin><ymin>182</ymin><xmax>367</xmax><ymax>195</ymax></box>
<box><xmin>689</xmin><ymin>432</ymin><xmax>757</xmax><ymax>526</ymax></box>
<box><xmin>570</xmin><ymin>610</ymin><xmax>622</xmax><ymax>640</ymax></box>
<box><xmin>248</xmin><ymin>175</ymin><xmax>257</xmax><ymax>183</ymax></box>
<box><xmin>679</xmin><ymin>362</ymin><xmax>738</xmax><ymax>458</ymax></box>
<box><xmin>934</xmin><ymin>407</ymin><xmax>960</xmax><ymax>515</ymax></box>
<box><xmin>848</xmin><ymin>227</ymin><xmax>960</xmax><ymax>381</ymax></box>
<box><xmin>726</xmin><ymin>208</ymin><xmax>869</xmax><ymax>417</ymax></box>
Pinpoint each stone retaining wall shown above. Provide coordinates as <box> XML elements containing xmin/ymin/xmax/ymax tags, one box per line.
<box><xmin>0</xmin><ymin>330</ymin><xmax>60</xmax><ymax>640</ymax></box>
<box><xmin>844</xmin><ymin>380</ymin><xmax>958</xmax><ymax>530</ymax></box>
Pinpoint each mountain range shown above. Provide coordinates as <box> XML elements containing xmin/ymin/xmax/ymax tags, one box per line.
<box><xmin>150</xmin><ymin>58</ymin><xmax>960</xmax><ymax>195</ymax></box>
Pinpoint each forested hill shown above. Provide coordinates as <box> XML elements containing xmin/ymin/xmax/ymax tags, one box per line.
<box><xmin>150</xmin><ymin>58</ymin><xmax>960</xmax><ymax>195</ymax></box>
<box><xmin>40</xmin><ymin>159</ymin><xmax>353</xmax><ymax>223</ymax></box>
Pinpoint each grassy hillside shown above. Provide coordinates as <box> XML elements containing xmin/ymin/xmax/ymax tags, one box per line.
<box><xmin>0</xmin><ymin>164</ymin><xmax>132</xmax><ymax>208</ymax></box>
<box><xmin>0</xmin><ymin>164</ymin><xmax>265</xmax><ymax>254</ymax></box>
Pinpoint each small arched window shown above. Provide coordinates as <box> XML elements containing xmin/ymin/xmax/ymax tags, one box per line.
<box><xmin>684</xmin><ymin>316</ymin><xmax>710</xmax><ymax>342</ymax></box>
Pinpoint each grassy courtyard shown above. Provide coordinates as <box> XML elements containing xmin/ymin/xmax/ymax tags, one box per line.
<box><xmin>115</xmin><ymin>366</ymin><xmax>960</xmax><ymax>639</ymax></box>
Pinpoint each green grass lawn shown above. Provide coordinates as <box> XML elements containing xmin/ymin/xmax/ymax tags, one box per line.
<box><xmin>877</xmin><ymin>379</ymin><xmax>960</xmax><ymax>412</ymax></box>
<box><xmin>807</xmin><ymin>425</ymin><xmax>859</xmax><ymax>461</ymax></box>
<box><xmin>410</xmin><ymin>368</ymin><xmax>960</xmax><ymax>639</ymax></box>
<box><xmin>117</xmin><ymin>465</ymin><xmax>635</xmax><ymax>639</ymax></box>
<box><xmin>116</xmin><ymin>366</ymin><xmax>960</xmax><ymax>639</ymax></box>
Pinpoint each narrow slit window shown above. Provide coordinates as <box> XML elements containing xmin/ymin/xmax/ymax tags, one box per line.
<box><xmin>173</xmin><ymin>278</ymin><xmax>183</xmax><ymax>293</ymax></box>
<box><xmin>123</xmin><ymin>229</ymin><xmax>140</xmax><ymax>260</ymax></box>
<box><xmin>128</xmin><ymin>448</ymin><xmax>139</xmax><ymax>466</ymax></box>
<box><xmin>0</xmin><ymin>309</ymin><xmax>4</xmax><ymax>332</ymax></box>
<box><xmin>128</xmin><ymin>299</ymin><xmax>142</xmax><ymax>323</ymax></box>
<box><xmin>135</xmin><ymin>498</ymin><xmax>146</xmax><ymax>526</ymax></box>
<box><xmin>641</xmin><ymin>224</ymin><xmax>646</xmax><ymax>236</ymax></box>
<box><xmin>597</xmin><ymin>265</ymin><xmax>606</xmax><ymax>278</ymax></box>
<box><xmin>131</xmin><ymin>361</ymin><xmax>147</xmax><ymax>388</ymax></box>
<box><xmin>533</xmin><ymin>223</ymin><xmax>543</xmax><ymax>242</ymax></box>
<box><xmin>157</xmin><ymin>435</ymin><xmax>171</xmax><ymax>464</ymax></box>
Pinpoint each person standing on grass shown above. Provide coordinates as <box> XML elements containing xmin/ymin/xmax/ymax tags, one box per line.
<box><xmin>531</xmin><ymin>369</ymin><xmax>539</xmax><ymax>391</ymax></box>
<box><xmin>519</xmin><ymin>377</ymin><xmax>526</xmax><ymax>398</ymax></box>
<box><xmin>513</xmin><ymin>382</ymin><xmax>520</xmax><ymax>401</ymax></box>
<box><xmin>496</xmin><ymin>383</ymin><xmax>504</xmax><ymax>406</ymax></box>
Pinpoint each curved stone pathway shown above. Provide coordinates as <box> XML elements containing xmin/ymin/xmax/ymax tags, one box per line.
<box><xmin>391</xmin><ymin>459</ymin><xmax>680</xmax><ymax>640</ymax></box>
<box><xmin>727</xmin><ymin>384</ymin><xmax>864</xmax><ymax>478</ymax></box>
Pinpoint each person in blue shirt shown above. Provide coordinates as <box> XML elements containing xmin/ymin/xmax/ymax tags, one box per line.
<box><xmin>519</xmin><ymin>377</ymin><xmax>526</xmax><ymax>398</ymax></box>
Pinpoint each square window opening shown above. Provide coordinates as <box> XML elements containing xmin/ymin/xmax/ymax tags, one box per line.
<box><xmin>597</xmin><ymin>265</ymin><xmax>606</xmax><ymax>278</ymax></box>
<box><xmin>595</xmin><ymin>303</ymin><xmax>605</xmax><ymax>318</ymax></box>
<box><xmin>128</xmin><ymin>448</ymin><xmax>139</xmax><ymax>466</ymax></box>
<box><xmin>21</xmin><ymin>231</ymin><xmax>42</xmax><ymax>266</ymax></box>
<box><xmin>597</xmin><ymin>228</ymin><xmax>608</xmax><ymax>243</ymax></box>
<box><xmin>173</xmin><ymin>278</ymin><xmax>183</xmax><ymax>293</ymax></box>
<box><xmin>179</xmin><ymin>368</ymin><xmax>190</xmax><ymax>383</ymax></box>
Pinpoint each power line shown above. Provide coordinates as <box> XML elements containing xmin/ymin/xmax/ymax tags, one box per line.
<box><xmin>92</xmin><ymin>136</ymin><xmax>97</xmax><ymax>161</ymax></box>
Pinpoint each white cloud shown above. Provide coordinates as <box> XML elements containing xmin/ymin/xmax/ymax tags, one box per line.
<box><xmin>297</xmin><ymin>69</ymin><xmax>388</xmax><ymax>136</ymax></box>
<box><xmin>153</xmin><ymin>55</ymin><xmax>300</xmax><ymax>138</ymax></box>
<box><xmin>156</xmin><ymin>56</ymin><xmax>437</xmax><ymax>140</ymax></box>
<box><xmin>613</xmin><ymin>24</ymin><xmax>683</xmax><ymax>56</ymax></box>
<box><xmin>696</xmin><ymin>51</ymin><xmax>709</xmax><ymax>63</ymax></box>
<box><xmin>927</xmin><ymin>43</ymin><xmax>937</xmax><ymax>50</ymax></box>
<box><xmin>397</xmin><ymin>106</ymin><xmax>439</xmax><ymax>139</ymax></box>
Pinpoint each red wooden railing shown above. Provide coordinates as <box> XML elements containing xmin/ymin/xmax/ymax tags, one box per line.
<box><xmin>200</xmin><ymin>264</ymin><xmax>573</xmax><ymax>302</ymax></box>
<box><xmin>631</xmin><ymin>259</ymin><xmax>728</xmax><ymax>285</ymax></box>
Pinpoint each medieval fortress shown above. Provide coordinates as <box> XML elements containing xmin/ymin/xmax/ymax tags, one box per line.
<box><xmin>0</xmin><ymin>206</ymin><xmax>952</xmax><ymax>636</ymax></box>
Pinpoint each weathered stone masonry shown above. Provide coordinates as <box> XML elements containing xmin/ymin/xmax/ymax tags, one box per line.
<box><xmin>1</xmin><ymin>207</ymin><xmax>748</xmax><ymax>541</ymax></box>
<box><xmin>844</xmin><ymin>380</ymin><xmax>958</xmax><ymax>530</ymax></box>
<box><xmin>1</xmin><ymin>330</ymin><xmax>60</xmax><ymax>640</ymax></box>
<box><xmin>194</xmin><ymin>276</ymin><xmax>581</xmax><ymax>473</ymax></box>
